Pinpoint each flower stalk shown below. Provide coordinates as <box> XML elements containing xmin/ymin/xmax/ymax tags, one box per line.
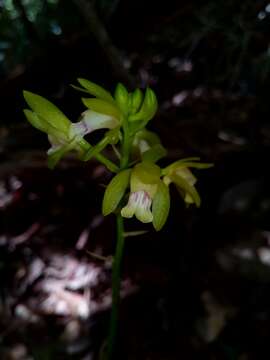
<box><xmin>107</xmin><ymin>212</ymin><xmax>125</xmax><ymax>359</ymax></box>
<box><xmin>22</xmin><ymin>78</ymin><xmax>212</xmax><ymax>359</ymax></box>
<box><xmin>106</xmin><ymin>111</ymin><xmax>134</xmax><ymax>359</ymax></box>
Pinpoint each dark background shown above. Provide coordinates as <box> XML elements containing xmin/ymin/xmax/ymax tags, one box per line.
<box><xmin>1</xmin><ymin>0</ymin><xmax>270</xmax><ymax>359</ymax></box>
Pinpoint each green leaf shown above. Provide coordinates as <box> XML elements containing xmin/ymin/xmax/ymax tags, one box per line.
<box><xmin>82</xmin><ymin>98</ymin><xmax>122</xmax><ymax>120</ymax></box>
<box><xmin>23</xmin><ymin>91</ymin><xmax>70</xmax><ymax>133</ymax></box>
<box><xmin>77</xmin><ymin>78</ymin><xmax>114</xmax><ymax>103</ymax></box>
<box><xmin>114</xmin><ymin>83</ymin><xmax>129</xmax><ymax>114</ymax></box>
<box><xmin>102</xmin><ymin>169</ymin><xmax>131</xmax><ymax>216</ymax></box>
<box><xmin>152</xmin><ymin>181</ymin><xmax>170</xmax><ymax>231</ymax></box>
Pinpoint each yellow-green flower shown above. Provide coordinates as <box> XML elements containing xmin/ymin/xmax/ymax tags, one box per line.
<box><xmin>102</xmin><ymin>161</ymin><xmax>170</xmax><ymax>230</ymax></box>
<box><xmin>162</xmin><ymin>158</ymin><xmax>213</xmax><ymax>207</ymax></box>
<box><xmin>120</xmin><ymin>162</ymin><xmax>160</xmax><ymax>223</ymax></box>
<box><xmin>23</xmin><ymin>91</ymin><xmax>86</xmax><ymax>168</ymax></box>
<box><xmin>23</xmin><ymin>90</ymin><xmax>121</xmax><ymax>169</ymax></box>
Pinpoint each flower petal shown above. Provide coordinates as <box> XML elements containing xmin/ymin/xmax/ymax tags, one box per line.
<box><xmin>23</xmin><ymin>91</ymin><xmax>70</xmax><ymax>133</ymax></box>
<box><xmin>102</xmin><ymin>169</ymin><xmax>131</xmax><ymax>216</ymax></box>
<box><xmin>170</xmin><ymin>174</ymin><xmax>201</xmax><ymax>207</ymax></box>
<box><xmin>77</xmin><ymin>78</ymin><xmax>115</xmax><ymax>103</ymax></box>
<box><xmin>121</xmin><ymin>191</ymin><xmax>153</xmax><ymax>223</ymax></box>
<box><xmin>152</xmin><ymin>181</ymin><xmax>170</xmax><ymax>231</ymax></box>
<box><xmin>135</xmin><ymin>191</ymin><xmax>153</xmax><ymax>223</ymax></box>
<box><xmin>121</xmin><ymin>192</ymin><xmax>138</xmax><ymax>218</ymax></box>
<box><xmin>82</xmin><ymin>98</ymin><xmax>121</xmax><ymax>120</ymax></box>
<box><xmin>70</xmin><ymin>110</ymin><xmax>119</xmax><ymax>138</ymax></box>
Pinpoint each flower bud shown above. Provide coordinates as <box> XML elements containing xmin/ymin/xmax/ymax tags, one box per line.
<box><xmin>128</xmin><ymin>88</ymin><xmax>158</xmax><ymax>123</ymax></box>
<box><xmin>114</xmin><ymin>83</ymin><xmax>129</xmax><ymax>114</ymax></box>
<box><xmin>129</xmin><ymin>88</ymin><xmax>143</xmax><ymax>115</ymax></box>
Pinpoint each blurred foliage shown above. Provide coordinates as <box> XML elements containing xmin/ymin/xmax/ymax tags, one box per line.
<box><xmin>148</xmin><ymin>0</ymin><xmax>270</xmax><ymax>89</ymax></box>
<box><xmin>0</xmin><ymin>0</ymin><xmax>60</xmax><ymax>74</ymax></box>
<box><xmin>1</xmin><ymin>0</ymin><xmax>270</xmax><ymax>90</ymax></box>
<box><xmin>0</xmin><ymin>0</ymin><xmax>123</xmax><ymax>76</ymax></box>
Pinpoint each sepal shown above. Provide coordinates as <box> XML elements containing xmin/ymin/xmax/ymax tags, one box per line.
<box><xmin>77</xmin><ymin>78</ymin><xmax>114</xmax><ymax>103</ymax></box>
<box><xmin>142</xmin><ymin>144</ymin><xmax>167</xmax><ymax>163</ymax></box>
<box><xmin>152</xmin><ymin>181</ymin><xmax>170</xmax><ymax>231</ymax></box>
<box><xmin>23</xmin><ymin>91</ymin><xmax>70</xmax><ymax>133</ymax></box>
<box><xmin>47</xmin><ymin>138</ymin><xmax>79</xmax><ymax>169</ymax></box>
<box><xmin>82</xmin><ymin>98</ymin><xmax>122</xmax><ymax>120</ymax></box>
<box><xmin>129</xmin><ymin>88</ymin><xmax>143</xmax><ymax>114</ymax></box>
<box><xmin>114</xmin><ymin>83</ymin><xmax>129</xmax><ymax>114</ymax></box>
<box><xmin>128</xmin><ymin>88</ymin><xmax>157</xmax><ymax>123</ymax></box>
<box><xmin>102</xmin><ymin>169</ymin><xmax>131</xmax><ymax>216</ymax></box>
<box><xmin>169</xmin><ymin>173</ymin><xmax>201</xmax><ymax>207</ymax></box>
<box><xmin>23</xmin><ymin>109</ymin><xmax>48</xmax><ymax>133</ymax></box>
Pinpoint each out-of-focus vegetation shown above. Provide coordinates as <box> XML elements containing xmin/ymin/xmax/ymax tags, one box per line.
<box><xmin>1</xmin><ymin>0</ymin><xmax>270</xmax><ymax>87</ymax></box>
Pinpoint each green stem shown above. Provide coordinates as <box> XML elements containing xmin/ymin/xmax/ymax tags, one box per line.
<box><xmin>95</xmin><ymin>152</ymin><xmax>119</xmax><ymax>173</ymax></box>
<box><xmin>107</xmin><ymin>213</ymin><xmax>125</xmax><ymax>359</ymax></box>
<box><xmin>120</xmin><ymin>123</ymin><xmax>132</xmax><ymax>169</ymax></box>
<box><xmin>79</xmin><ymin>139</ymin><xmax>119</xmax><ymax>173</ymax></box>
<box><xmin>106</xmin><ymin>119</ymin><xmax>133</xmax><ymax>359</ymax></box>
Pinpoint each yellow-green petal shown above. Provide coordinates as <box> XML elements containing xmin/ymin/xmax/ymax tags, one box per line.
<box><xmin>23</xmin><ymin>109</ymin><xmax>67</xmax><ymax>143</ymax></box>
<box><xmin>82</xmin><ymin>98</ymin><xmax>122</xmax><ymax>120</ymax></box>
<box><xmin>114</xmin><ymin>83</ymin><xmax>129</xmax><ymax>114</ymax></box>
<box><xmin>23</xmin><ymin>91</ymin><xmax>70</xmax><ymax>133</ymax></box>
<box><xmin>129</xmin><ymin>88</ymin><xmax>143</xmax><ymax>114</ymax></box>
<box><xmin>142</xmin><ymin>143</ymin><xmax>167</xmax><ymax>163</ymax></box>
<box><xmin>152</xmin><ymin>181</ymin><xmax>170</xmax><ymax>231</ymax></box>
<box><xmin>132</xmin><ymin>162</ymin><xmax>161</xmax><ymax>185</ymax></box>
<box><xmin>128</xmin><ymin>88</ymin><xmax>158</xmax><ymax>122</ymax></box>
<box><xmin>77</xmin><ymin>78</ymin><xmax>114</xmax><ymax>103</ymax></box>
<box><xmin>102</xmin><ymin>169</ymin><xmax>131</xmax><ymax>216</ymax></box>
<box><xmin>171</xmin><ymin>174</ymin><xmax>201</xmax><ymax>207</ymax></box>
<box><xmin>47</xmin><ymin>138</ymin><xmax>79</xmax><ymax>169</ymax></box>
<box><xmin>23</xmin><ymin>109</ymin><xmax>48</xmax><ymax>133</ymax></box>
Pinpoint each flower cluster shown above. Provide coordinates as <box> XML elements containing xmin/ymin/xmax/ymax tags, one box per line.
<box><xmin>23</xmin><ymin>78</ymin><xmax>212</xmax><ymax>231</ymax></box>
<box><xmin>102</xmin><ymin>158</ymin><xmax>212</xmax><ymax>231</ymax></box>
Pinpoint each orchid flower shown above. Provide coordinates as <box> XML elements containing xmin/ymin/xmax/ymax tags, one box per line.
<box><xmin>120</xmin><ymin>162</ymin><xmax>161</xmax><ymax>223</ymax></box>
<box><xmin>23</xmin><ymin>91</ymin><xmax>87</xmax><ymax>168</ymax></box>
<box><xmin>23</xmin><ymin>91</ymin><xmax>120</xmax><ymax>170</ymax></box>
<box><xmin>102</xmin><ymin>161</ymin><xmax>170</xmax><ymax>230</ymax></box>
<box><xmin>162</xmin><ymin>157</ymin><xmax>213</xmax><ymax>207</ymax></box>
